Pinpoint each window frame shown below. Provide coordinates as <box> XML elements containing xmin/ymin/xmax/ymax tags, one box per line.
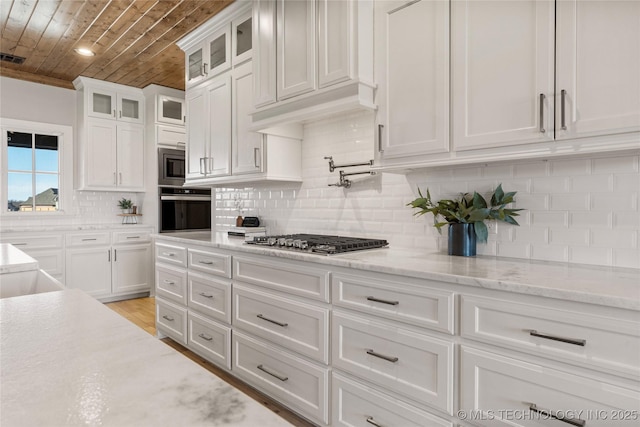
<box><xmin>1</xmin><ymin>118</ymin><xmax>73</xmax><ymax>216</ymax></box>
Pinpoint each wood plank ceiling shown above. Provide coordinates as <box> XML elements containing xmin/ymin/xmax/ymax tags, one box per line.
<box><xmin>0</xmin><ymin>0</ymin><xmax>235</xmax><ymax>91</ymax></box>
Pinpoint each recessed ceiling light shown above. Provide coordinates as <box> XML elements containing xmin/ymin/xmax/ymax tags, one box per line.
<box><xmin>74</xmin><ymin>48</ymin><xmax>95</xmax><ymax>57</ymax></box>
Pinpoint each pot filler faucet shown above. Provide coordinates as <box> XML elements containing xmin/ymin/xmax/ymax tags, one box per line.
<box><xmin>324</xmin><ymin>156</ymin><xmax>375</xmax><ymax>188</ymax></box>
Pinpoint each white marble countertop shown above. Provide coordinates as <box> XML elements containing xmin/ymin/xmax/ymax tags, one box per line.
<box><xmin>0</xmin><ymin>243</ymin><xmax>38</xmax><ymax>274</ymax></box>
<box><xmin>155</xmin><ymin>231</ymin><xmax>640</xmax><ymax>311</ymax></box>
<box><xmin>0</xmin><ymin>223</ymin><xmax>154</xmax><ymax>233</ymax></box>
<box><xmin>0</xmin><ymin>289</ymin><xmax>292</xmax><ymax>427</ymax></box>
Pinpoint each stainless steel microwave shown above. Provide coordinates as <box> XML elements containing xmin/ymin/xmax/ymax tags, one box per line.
<box><xmin>158</xmin><ymin>148</ymin><xmax>185</xmax><ymax>186</ymax></box>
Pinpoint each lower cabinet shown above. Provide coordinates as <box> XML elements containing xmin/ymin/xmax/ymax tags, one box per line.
<box><xmin>460</xmin><ymin>346</ymin><xmax>640</xmax><ymax>427</ymax></box>
<box><xmin>65</xmin><ymin>229</ymin><xmax>152</xmax><ymax>301</ymax></box>
<box><xmin>331</xmin><ymin>372</ymin><xmax>452</xmax><ymax>427</ymax></box>
<box><xmin>232</xmin><ymin>331</ymin><xmax>329</xmax><ymax>424</ymax></box>
<box><xmin>153</xmin><ymin>238</ymin><xmax>640</xmax><ymax>427</ymax></box>
<box><xmin>0</xmin><ymin>233</ymin><xmax>65</xmax><ymax>282</ymax></box>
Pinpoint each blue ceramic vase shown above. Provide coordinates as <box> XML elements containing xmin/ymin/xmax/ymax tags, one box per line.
<box><xmin>448</xmin><ymin>223</ymin><xmax>477</xmax><ymax>256</ymax></box>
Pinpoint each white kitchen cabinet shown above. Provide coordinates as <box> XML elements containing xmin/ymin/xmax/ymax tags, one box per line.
<box><xmin>185</xmin><ymin>75</ymin><xmax>232</xmax><ymax>183</ymax></box>
<box><xmin>232</xmin><ymin>61</ymin><xmax>263</xmax><ymax>175</ymax></box>
<box><xmin>183</xmin><ymin>5</ymin><xmax>252</xmax><ymax>88</ymax></box>
<box><xmin>74</xmin><ymin>77</ymin><xmax>145</xmax><ymax>192</ymax></box>
<box><xmin>0</xmin><ymin>233</ymin><xmax>64</xmax><ymax>282</ymax></box>
<box><xmin>451</xmin><ymin>0</ymin><xmax>639</xmax><ymax>152</ymax></box>
<box><xmin>451</xmin><ymin>0</ymin><xmax>555</xmax><ymax>151</ymax></box>
<box><xmin>375</xmin><ymin>0</ymin><xmax>450</xmax><ymax>160</ymax></box>
<box><xmin>65</xmin><ymin>229</ymin><xmax>152</xmax><ymax>301</ymax></box>
<box><xmin>251</xmin><ymin>0</ymin><xmax>375</xmax><ymax>129</ymax></box>
<box><xmin>276</xmin><ymin>0</ymin><xmax>316</xmax><ymax>100</ymax></box>
<box><xmin>157</xmin><ymin>95</ymin><xmax>186</xmax><ymax>126</ymax></box>
<box><xmin>87</xmin><ymin>86</ymin><xmax>144</xmax><ymax>125</ymax></box>
<box><xmin>555</xmin><ymin>0</ymin><xmax>640</xmax><ymax>140</ymax></box>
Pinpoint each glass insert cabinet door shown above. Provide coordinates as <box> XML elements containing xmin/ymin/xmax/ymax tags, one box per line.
<box><xmin>158</xmin><ymin>95</ymin><xmax>186</xmax><ymax>126</ymax></box>
<box><xmin>87</xmin><ymin>88</ymin><xmax>142</xmax><ymax>123</ymax></box>
<box><xmin>188</xmin><ymin>47</ymin><xmax>205</xmax><ymax>81</ymax></box>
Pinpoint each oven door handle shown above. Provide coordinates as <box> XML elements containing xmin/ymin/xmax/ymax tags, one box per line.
<box><xmin>160</xmin><ymin>195</ymin><xmax>212</xmax><ymax>201</ymax></box>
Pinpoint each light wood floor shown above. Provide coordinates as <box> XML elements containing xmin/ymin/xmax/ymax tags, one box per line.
<box><xmin>105</xmin><ymin>297</ymin><xmax>316</xmax><ymax>427</ymax></box>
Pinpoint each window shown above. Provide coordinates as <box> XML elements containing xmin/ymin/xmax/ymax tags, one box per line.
<box><xmin>1</xmin><ymin>119</ymin><xmax>73</xmax><ymax>215</ymax></box>
<box><xmin>7</xmin><ymin>131</ymin><xmax>60</xmax><ymax>212</ymax></box>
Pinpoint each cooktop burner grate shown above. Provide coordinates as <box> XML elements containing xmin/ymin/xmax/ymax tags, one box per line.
<box><xmin>246</xmin><ymin>234</ymin><xmax>389</xmax><ymax>254</ymax></box>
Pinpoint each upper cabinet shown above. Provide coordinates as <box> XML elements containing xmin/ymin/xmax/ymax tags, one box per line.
<box><xmin>157</xmin><ymin>95</ymin><xmax>186</xmax><ymax>126</ymax></box>
<box><xmin>375</xmin><ymin>0</ymin><xmax>450</xmax><ymax>159</ymax></box>
<box><xmin>251</xmin><ymin>0</ymin><xmax>375</xmax><ymax>130</ymax></box>
<box><xmin>143</xmin><ymin>85</ymin><xmax>186</xmax><ymax>149</ymax></box>
<box><xmin>184</xmin><ymin>9</ymin><xmax>252</xmax><ymax>88</ymax></box>
<box><xmin>73</xmin><ymin>77</ymin><xmax>145</xmax><ymax>192</ymax></box>
<box><xmin>376</xmin><ymin>0</ymin><xmax>640</xmax><ymax>170</ymax></box>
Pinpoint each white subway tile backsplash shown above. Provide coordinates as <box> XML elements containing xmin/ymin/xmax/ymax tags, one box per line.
<box><xmin>205</xmin><ymin>111</ymin><xmax>639</xmax><ymax>269</ymax></box>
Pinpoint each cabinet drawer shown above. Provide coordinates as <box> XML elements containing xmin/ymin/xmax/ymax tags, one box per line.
<box><xmin>233</xmin><ymin>284</ymin><xmax>329</xmax><ymax>363</ymax></box>
<box><xmin>461</xmin><ymin>294</ymin><xmax>640</xmax><ymax>378</ymax></box>
<box><xmin>232</xmin><ymin>332</ymin><xmax>329</xmax><ymax>424</ymax></box>
<box><xmin>112</xmin><ymin>230</ymin><xmax>151</xmax><ymax>244</ymax></box>
<box><xmin>188</xmin><ymin>271</ymin><xmax>231</xmax><ymax>324</ymax></box>
<box><xmin>66</xmin><ymin>232</ymin><xmax>110</xmax><ymax>247</ymax></box>
<box><xmin>332</xmin><ymin>373</ymin><xmax>453</xmax><ymax>427</ymax></box>
<box><xmin>187</xmin><ymin>311</ymin><xmax>231</xmax><ymax>369</ymax></box>
<box><xmin>188</xmin><ymin>248</ymin><xmax>231</xmax><ymax>278</ymax></box>
<box><xmin>156</xmin><ymin>297</ymin><xmax>187</xmax><ymax>345</ymax></box>
<box><xmin>155</xmin><ymin>264</ymin><xmax>187</xmax><ymax>305</ymax></box>
<box><xmin>1</xmin><ymin>234</ymin><xmax>62</xmax><ymax>249</ymax></box>
<box><xmin>155</xmin><ymin>242</ymin><xmax>187</xmax><ymax>267</ymax></box>
<box><xmin>234</xmin><ymin>255</ymin><xmax>330</xmax><ymax>302</ymax></box>
<box><xmin>157</xmin><ymin>124</ymin><xmax>186</xmax><ymax>147</ymax></box>
<box><xmin>460</xmin><ymin>346</ymin><xmax>640</xmax><ymax>427</ymax></box>
<box><xmin>332</xmin><ymin>310</ymin><xmax>453</xmax><ymax>414</ymax></box>
<box><xmin>332</xmin><ymin>272</ymin><xmax>455</xmax><ymax>334</ymax></box>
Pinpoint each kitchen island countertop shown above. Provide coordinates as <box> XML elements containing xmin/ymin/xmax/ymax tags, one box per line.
<box><xmin>155</xmin><ymin>231</ymin><xmax>640</xmax><ymax>311</ymax></box>
<box><xmin>0</xmin><ymin>289</ymin><xmax>292</xmax><ymax>427</ymax></box>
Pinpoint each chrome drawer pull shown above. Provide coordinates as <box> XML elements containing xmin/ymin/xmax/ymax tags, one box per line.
<box><xmin>528</xmin><ymin>330</ymin><xmax>586</xmax><ymax>347</ymax></box>
<box><xmin>162</xmin><ymin>315</ymin><xmax>174</xmax><ymax>322</ymax></box>
<box><xmin>82</xmin><ymin>238</ymin><xmax>97</xmax><ymax>241</ymax></box>
<box><xmin>126</xmin><ymin>236</ymin><xmax>140</xmax><ymax>239</ymax></box>
<box><xmin>367</xmin><ymin>296</ymin><xmax>399</xmax><ymax>306</ymax></box>
<box><xmin>163</xmin><ymin>279</ymin><xmax>175</xmax><ymax>285</ymax></box>
<box><xmin>257</xmin><ymin>314</ymin><xmax>288</xmax><ymax>327</ymax></box>
<box><xmin>12</xmin><ymin>243</ymin><xmax>27</xmax><ymax>246</ymax></box>
<box><xmin>198</xmin><ymin>292</ymin><xmax>214</xmax><ymax>299</ymax></box>
<box><xmin>366</xmin><ymin>349</ymin><xmax>399</xmax><ymax>363</ymax></box>
<box><xmin>257</xmin><ymin>364</ymin><xmax>288</xmax><ymax>382</ymax></box>
<box><xmin>162</xmin><ymin>252</ymin><xmax>176</xmax><ymax>257</ymax></box>
<box><xmin>198</xmin><ymin>333</ymin><xmax>213</xmax><ymax>341</ymax></box>
<box><xmin>528</xmin><ymin>403</ymin><xmax>585</xmax><ymax>427</ymax></box>
<box><xmin>366</xmin><ymin>416</ymin><xmax>384</xmax><ymax>427</ymax></box>
<box><xmin>198</xmin><ymin>260</ymin><xmax>214</xmax><ymax>265</ymax></box>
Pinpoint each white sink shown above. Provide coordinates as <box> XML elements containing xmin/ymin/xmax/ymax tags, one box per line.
<box><xmin>0</xmin><ymin>269</ymin><xmax>65</xmax><ymax>299</ymax></box>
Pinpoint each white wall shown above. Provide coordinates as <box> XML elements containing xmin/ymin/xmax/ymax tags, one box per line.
<box><xmin>217</xmin><ymin>110</ymin><xmax>640</xmax><ymax>269</ymax></box>
<box><xmin>0</xmin><ymin>77</ymin><xmax>146</xmax><ymax>230</ymax></box>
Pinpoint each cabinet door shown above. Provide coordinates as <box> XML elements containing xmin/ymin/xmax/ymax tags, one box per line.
<box><xmin>86</xmin><ymin>119</ymin><xmax>118</xmax><ymax>188</ymax></box>
<box><xmin>157</xmin><ymin>95</ymin><xmax>185</xmax><ymax>126</ymax></box>
<box><xmin>318</xmin><ymin>0</ymin><xmax>351</xmax><ymax>88</ymax></box>
<box><xmin>88</xmin><ymin>88</ymin><xmax>117</xmax><ymax>120</ymax></box>
<box><xmin>206</xmin><ymin>75</ymin><xmax>232</xmax><ymax>177</ymax></box>
<box><xmin>116</xmin><ymin>93</ymin><xmax>143</xmax><ymax>124</ymax></box>
<box><xmin>65</xmin><ymin>247</ymin><xmax>112</xmax><ymax>298</ymax></box>
<box><xmin>207</xmin><ymin>24</ymin><xmax>232</xmax><ymax>78</ymax></box>
<box><xmin>186</xmin><ymin>44</ymin><xmax>207</xmax><ymax>85</ymax></box>
<box><xmin>253</xmin><ymin>0</ymin><xmax>277</xmax><ymax>107</ymax></box>
<box><xmin>556</xmin><ymin>0</ymin><xmax>640</xmax><ymax>140</ymax></box>
<box><xmin>276</xmin><ymin>0</ymin><xmax>316</xmax><ymax>100</ymax></box>
<box><xmin>186</xmin><ymin>87</ymin><xmax>207</xmax><ymax>180</ymax></box>
<box><xmin>112</xmin><ymin>244</ymin><xmax>151</xmax><ymax>295</ymax></box>
<box><xmin>232</xmin><ymin>61</ymin><xmax>263</xmax><ymax>175</ymax></box>
<box><xmin>376</xmin><ymin>0</ymin><xmax>450</xmax><ymax>158</ymax></box>
<box><xmin>232</xmin><ymin>10</ymin><xmax>252</xmax><ymax>66</ymax></box>
<box><xmin>116</xmin><ymin>124</ymin><xmax>144</xmax><ymax>190</ymax></box>
<box><xmin>451</xmin><ymin>0</ymin><xmax>555</xmax><ymax>150</ymax></box>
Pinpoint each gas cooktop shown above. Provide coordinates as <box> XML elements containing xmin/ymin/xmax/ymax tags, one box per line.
<box><xmin>245</xmin><ymin>234</ymin><xmax>389</xmax><ymax>255</ymax></box>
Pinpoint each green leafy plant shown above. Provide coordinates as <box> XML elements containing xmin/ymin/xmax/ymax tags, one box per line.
<box><xmin>407</xmin><ymin>184</ymin><xmax>523</xmax><ymax>242</ymax></box>
<box><xmin>117</xmin><ymin>198</ymin><xmax>133</xmax><ymax>210</ymax></box>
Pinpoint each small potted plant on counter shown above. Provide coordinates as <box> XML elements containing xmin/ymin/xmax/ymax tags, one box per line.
<box><xmin>117</xmin><ymin>197</ymin><xmax>133</xmax><ymax>214</ymax></box>
<box><xmin>407</xmin><ymin>184</ymin><xmax>523</xmax><ymax>256</ymax></box>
